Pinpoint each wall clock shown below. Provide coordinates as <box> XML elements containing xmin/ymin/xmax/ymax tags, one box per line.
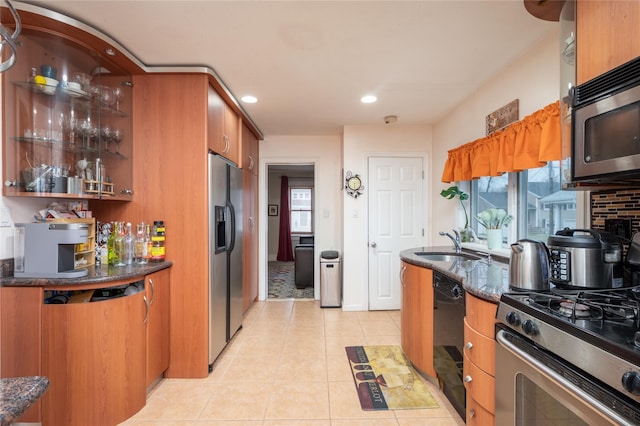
<box><xmin>345</xmin><ymin>171</ymin><xmax>364</xmax><ymax>198</ymax></box>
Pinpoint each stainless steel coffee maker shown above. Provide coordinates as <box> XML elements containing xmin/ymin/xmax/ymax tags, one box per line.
<box><xmin>14</xmin><ymin>222</ymin><xmax>89</xmax><ymax>278</ymax></box>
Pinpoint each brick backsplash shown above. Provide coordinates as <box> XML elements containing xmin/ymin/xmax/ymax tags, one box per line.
<box><xmin>591</xmin><ymin>189</ymin><xmax>640</xmax><ymax>236</ymax></box>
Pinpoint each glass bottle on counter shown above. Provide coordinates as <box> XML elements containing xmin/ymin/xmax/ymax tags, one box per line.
<box><xmin>107</xmin><ymin>222</ymin><xmax>119</xmax><ymax>266</ymax></box>
<box><xmin>124</xmin><ymin>222</ymin><xmax>134</xmax><ymax>265</ymax></box>
<box><xmin>144</xmin><ymin>224</ymin><xmax>153</xmax><ymax>263</ymax></box>
<box><xmin>151</xmin><ymin>220</ymin><xmax>166</xmax><ymax>262</ymax></box>
<box><xmin>135</xmin><ymin>222</ymin><xmax>148</xmax><ymax>264</ymax></box>
<box><xmin>114</xmin><ymin>222</ymin><xmax>126</xmax><ymax>266</ymax></box>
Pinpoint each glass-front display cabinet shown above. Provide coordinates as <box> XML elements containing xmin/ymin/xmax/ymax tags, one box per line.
<box><xmin>2</xmin><ymin>26</ymin><xmax>133</xmax><ymax>200</ymax></box>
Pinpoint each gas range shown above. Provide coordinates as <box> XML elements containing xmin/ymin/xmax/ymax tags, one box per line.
<box><xmin>496</xmin><ymin>286</ymin><xmax>640</xmax><ymax>405</ymax></box>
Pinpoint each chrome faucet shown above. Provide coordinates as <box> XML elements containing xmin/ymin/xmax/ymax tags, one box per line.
<box><xmin>439</xmin><ymin>229</ymin><xmax>462</xmax><ymax>253</ymax></box>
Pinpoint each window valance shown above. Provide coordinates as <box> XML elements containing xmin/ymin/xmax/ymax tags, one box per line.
<box><xmin>441</xmin><ymin>100</ymin><xmax>561</xmax><ymax>183</ymax></box>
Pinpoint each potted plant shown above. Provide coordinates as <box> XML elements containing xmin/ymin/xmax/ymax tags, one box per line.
<box><xmin>475</xmin><ymin>208</ymin><xmax>513</xmax><ymax>249</ymax></box>
<box><xmin>440</xmin><ymin>185</ymin><xmax>473</xmax><ymax>242</ymax></box>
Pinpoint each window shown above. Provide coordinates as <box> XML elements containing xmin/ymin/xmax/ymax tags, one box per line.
<box><xmin>471</xmin><ymin>160</ymin><xmax>577</xmax><ymax>243</ymax></box>
<box><xmin>290</xmin><ymin>187</ymin><xmax>313</xmax><ymax>233</ymax></box>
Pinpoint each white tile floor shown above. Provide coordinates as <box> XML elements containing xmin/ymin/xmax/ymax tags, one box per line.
<box><xmin>122</xmin><ymin>299</ymin><xmax>464</xmax><ymax>425</ymax></box>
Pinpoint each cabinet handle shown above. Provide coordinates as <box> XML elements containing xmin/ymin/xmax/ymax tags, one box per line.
<box><xmin>248</xmin><ymin>155</ymin><xmax>254</xmax><ymax>170</ymax></box>
<box><xmin>223</xmin><ymin>135</ymin><xmax>230</xmax><ymax>153</ymax></box>
<box><xmin>400</xmin><ymin>266</ymin><xmax>406</xmax><ymax>287</ymax></box>
<box><xmin>120</xmin><ymin>188</ymin><xmax>133</xmax><ymax>195</ymax></box>
<box><xmin>464</xmin><ymin>375</ymin><xmax>473</xmax><ymax>383</ymax></box>
<box><xmin>4</xmin><ymin>180</ymin><xmax>16</xmax><ymax>187</ymax></box>
<box><xmin>143</xmin><ymin>295</ymin><xmax>149</xmax><ymax>324</ymax></box>
<box><xmin>469</xmin><ymin>408</ymin><xmax>476</xmax><ymax>418</ymax></box>
<box><xmin>148</xmin><ymin>278</ymin><xmax>155</xmax><ymax>305</ymax></box>
<box><xmin>249</xmin><ymin>217</ymin><xmax>254</xmax><ymax>230</ymax></box>
<box><xmin>465</xmin><ymin>341</ymin><xmax>473</xmax><ymax>351</ymax></box>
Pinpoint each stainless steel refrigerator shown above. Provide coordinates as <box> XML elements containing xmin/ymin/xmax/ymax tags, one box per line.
<box><xmin>208</xmin><ymin>152</ymin><xmax>243</xmax><ymax>367</ymax></box>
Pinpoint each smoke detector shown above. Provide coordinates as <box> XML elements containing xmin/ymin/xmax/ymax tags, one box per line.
<box><xmin>384</xmin><ymin>115</ymin><xmax>398</xmax><ymax>124</ymax></box>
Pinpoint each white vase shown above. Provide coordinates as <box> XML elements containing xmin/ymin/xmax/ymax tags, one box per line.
<box><xmin>486</xmin><ymin>229</ymin><xmax>503</xmax><ymax>249</ymax></box>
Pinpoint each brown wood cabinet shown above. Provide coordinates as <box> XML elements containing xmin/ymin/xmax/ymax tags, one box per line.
<box><xmin>463</xmin><ymin>293</ymin><xmax>498</xmax><ymax>425</ymax></box>
<box><xmin>400</xmin><ymin>261</ymin><xmax>436</xmax><ymax>378</ymax></box>
<box><xmin>242</xmin><ymin>122</ymin><xmax>259</xmax><ymax>311</ymax></box>
<box><xmin>41</xmin><ymin>283</ymin><xmax>147</xmax><ymax>426</ymax></box>
<box><xmin>241</xmin><ymin>119</ymin><xmax>259</xmax><ymax>174</ymax></box>
<box><xmin>576</xmin><ymin>0</ymin><xmax>640</xmax><ymax>84</ymax></box>
<box><xmin>100</xmin><ymin>73</ymin><xmax>210</xmax><ymax>378</ymax></box>
<box><xmin>146</xmin><ymin>268</ymin><xmax>171</xmax><ymax>387</ymax></box>
<box><xmin>0</xmin><ymin>286</ymin><xmax>43</xmax><ymax>422</ymax></box>
<box><xmin>207</xmin><ymin>85</ymin><xmax>240</xmax><ymax>164</ymax></box>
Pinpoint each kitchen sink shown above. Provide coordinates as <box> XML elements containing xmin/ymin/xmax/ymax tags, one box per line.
<box><xmin>415</xmin><ymin>252</ymin><xmax>481</xmax><ymax>262</ymax></box>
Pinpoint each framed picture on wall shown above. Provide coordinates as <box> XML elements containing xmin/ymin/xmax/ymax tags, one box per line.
<box><xmin>268</xmin><ymin>205</ymin><xmax>279</xmax><ymax>216</ymax></box>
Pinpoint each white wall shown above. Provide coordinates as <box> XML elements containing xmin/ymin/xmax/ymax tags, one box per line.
<box><xmin>342</xmin><ymin>125</ymin><xmax>432</xmax><ymax>311</ymax></box>
<box><xmin>431</xmin><ymin>29</ymin><xmax>571</xmax><ymax>241</ymax></box>
<box><xmin>259</xmin><ymin>135</ymin><xmax>343</xmax><ymax>301</ymax></box>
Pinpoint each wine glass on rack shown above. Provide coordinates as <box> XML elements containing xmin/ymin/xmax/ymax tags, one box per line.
<box><xmin>114</xmin><ymin>86</ymin><xmax>124</xmax><ymax>111</ymax></box>
<box><xmin>112</xmin><ymin>128</ymin><xmax>124</xmax><ymax>156</ymax></box>
<box><xmin>79</xmin><ymin>119</ymin><xmax>93</xmax><ymax>149</ymax></box>
<box><xmin>101</xmin><ymin>125</ymin><xmax>112</xmax><ymax>152</ymax></box>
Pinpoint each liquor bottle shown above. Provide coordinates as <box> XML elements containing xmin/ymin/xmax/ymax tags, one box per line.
<box><xmin>151</xmin><ymin>220</ymin><xmax>166</xmax><ymax>262</ymax></box>
<box><xmin>135</xmin><ymin>222</ymin><xmax>147</xmax><ymax>264</ymax></box>
<box><xmin>144</xmin><ymin>224</ymin><xmax>153</xmax><ymax>262</ymax></box>
<box><xmin>124</xmin><ymin>222</ymin><xmax>134</xmax><ymax>265</ymax></box>
<box><xmin>114</xmin><ymin>222</ymin><xmax>126</xmax><ymax>266</ymax></box>
<box><xmin>107</xmin><ymin>222</ymin><xmax>118</xmax><ymax>266</ymax></box>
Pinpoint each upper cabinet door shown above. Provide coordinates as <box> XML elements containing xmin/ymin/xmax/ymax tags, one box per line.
<box><xmin>576</xmin><ymin>0</ymin><xmax>640</xmax><ymax>84</ymax></box>
<box><xmin>240</xmin><ymin>121</ymin><xmax>259</xmax><ymax>175</ymax></box>
<box><xmin>207</xmin><ymin>84</ymin><xmax>239</xmax><ymax>165</ymax></box>
<box><xmin>2</xmin><ymin>27</ymin><xmax>133</xmax><ymax>200</ymax></box>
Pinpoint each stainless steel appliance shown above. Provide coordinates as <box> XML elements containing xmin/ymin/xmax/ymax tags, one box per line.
<box><xmin>14</xmin><ymin>222</ymin><xmax>89</xmax><ymax>278</ymax></box>
<box><xmin>509</xmin><ymin>239</ymin><xmax>550</xmax><ymax>291</ymax></box>
<box><xmin>547</xmin><ymin>229</ymin><xmax>623</xmax><ymax>289</ymax></box>
<box><xmin>432</xmin><ymin>270</ymin><xmax>465</xmax><ymax>419</ymax></box>
<box><xmin>495</xmin><ymin>287</ymin><xmax>640</xmax><ymax>425</ymax></box>
<box><xmin>572</xmin><ymin>55</ymin><xmax>640</xmax><ymax>182</ymax></box>
<box><xmin>208</xmin><ymin>152</ymin><xmax>243</xmax><ymax>367</ymax></box>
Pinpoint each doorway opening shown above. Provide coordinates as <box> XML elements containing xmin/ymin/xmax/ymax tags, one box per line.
<box><xmin>267</xmin><ymin>164</ymin><xmax>315</xmax><ymax>299</ymax></box>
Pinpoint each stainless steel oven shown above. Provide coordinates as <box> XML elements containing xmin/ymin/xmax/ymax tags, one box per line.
<box><xmin>495</xmin><ymin>288</ymin><xmax>640</xmax><ymax>426</ymax></box>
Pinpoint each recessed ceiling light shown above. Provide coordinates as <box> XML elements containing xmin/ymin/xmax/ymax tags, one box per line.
<box><xmin>241</xmin><ymin>95</ymin><xmax>258</xmax><ymax>103</ymax></box>
<box><xmin>361</xmin><ymin>95</ymin><xmax>377</xmax><ymax>104</ymax></box>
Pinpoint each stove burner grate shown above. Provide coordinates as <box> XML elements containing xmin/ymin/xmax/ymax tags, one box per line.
<box><xmin>526</xmin><ymin>286</ymin><xmax>640</xmax><ymax>326</ymax></box>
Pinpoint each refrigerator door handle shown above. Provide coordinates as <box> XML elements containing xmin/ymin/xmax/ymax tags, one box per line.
<box><xmin>227</xmin><ymin>200</ymin><xmax>236</xmax><ymax>253</ymax></box>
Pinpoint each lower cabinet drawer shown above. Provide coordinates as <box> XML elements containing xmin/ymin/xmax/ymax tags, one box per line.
<box><xmin>467</xmin><ymin>395</ymin><xmax>495</xmax><ymax>425</ymax></box>
<box><xmin>463</xmin><ymin>354</ymin><xmax>495</xmax><ymax>413</ymax></box>
<box><xmin>464</xmin><ymin>317</ymin><xmax>496</xmax><ymax>376</ymax></box>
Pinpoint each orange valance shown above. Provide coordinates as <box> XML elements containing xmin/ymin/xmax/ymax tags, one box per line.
<box><xmin>441</xmin><ymin>100</ymin><xmax>561</xmax><ymax>183</ymax></box>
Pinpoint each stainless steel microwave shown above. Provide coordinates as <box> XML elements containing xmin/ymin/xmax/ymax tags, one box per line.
<box><xmin>572</xmin><ymin>56</ymin><xmax>640</xmax><ymax>182</ymax></box>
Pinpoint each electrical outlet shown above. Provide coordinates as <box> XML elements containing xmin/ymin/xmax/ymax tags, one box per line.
<box><xmin>0</xmin><ymin>206</ymin><xmax>12</xmax><ymax>227</ymax></box>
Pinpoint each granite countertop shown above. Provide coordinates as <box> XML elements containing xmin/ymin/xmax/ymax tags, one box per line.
<box><xmin>400</xmin><ymin>246</ymin><xmax>510</xmax><ymax>303</ymax></box>
<box><xmin>0</xmin><ymin>376</ymin><xmax>49</xmax><ymax>426</ymax></box>
<box><xmin>0</xmin><ymin>261</ymin><xmax>172</xmax><ymax>287</ymax></box>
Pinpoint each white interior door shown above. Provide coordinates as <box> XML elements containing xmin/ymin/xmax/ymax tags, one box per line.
<box><xmin>368</xmin><ymin>157</ymin><xmax>424</xmax><ymax>310</ymax></box>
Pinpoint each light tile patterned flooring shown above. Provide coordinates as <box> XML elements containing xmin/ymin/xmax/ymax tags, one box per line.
<box><xmin>122</xmin><ymin>300</ymin><xmax>464</xmax><ymax>425</ymax></box>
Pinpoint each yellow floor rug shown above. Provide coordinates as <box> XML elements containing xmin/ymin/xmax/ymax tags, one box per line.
<box><xmin>345</xmin><ymin>345</ymin><xmax>439</xmax><ymax>410</ymax></box>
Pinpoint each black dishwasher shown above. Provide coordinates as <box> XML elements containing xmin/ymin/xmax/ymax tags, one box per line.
<box><xmin>433</xmin><ymin>270</ymin><xmax>465</xmax><ymax>420</ymax></box>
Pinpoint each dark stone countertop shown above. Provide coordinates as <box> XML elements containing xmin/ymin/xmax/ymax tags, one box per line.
<box><xmin>400</xmin><ymin>246</ymin><xmax>510</xmax><ymax>303</ymax></box>
<box><xmin>0</xmin><ymin>376</ymin><xmax>49</xmax><ymax>426</ymax></box>
<box><xmin>0</xmin><ymin>261</ymin><xmax>172</xmax><ymax>287</ymax></box>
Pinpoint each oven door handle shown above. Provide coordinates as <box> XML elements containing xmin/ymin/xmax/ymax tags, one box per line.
<box><xmin>496</xmin><ymin>329</ymin><xmax>632</xmax><ymax>425</ymax></box>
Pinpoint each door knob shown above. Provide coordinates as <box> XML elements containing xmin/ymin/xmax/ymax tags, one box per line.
<box><xmin>370</xmin><ymin>242</ymin><xmax>377</xmax><ymax>248</ymax></box>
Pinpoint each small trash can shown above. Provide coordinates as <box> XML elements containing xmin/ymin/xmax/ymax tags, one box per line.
<box><xmin>320</xmin><ymin>250</ymin><xmax>341</xmax><ymax>308</ymax></box>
